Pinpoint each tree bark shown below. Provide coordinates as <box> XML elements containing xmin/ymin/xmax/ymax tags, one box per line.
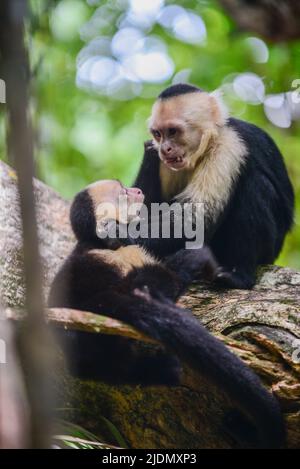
<box><xmin>0</xmin><ymin>159</ymin><xmax>299</xmax><ymax>448</ymax></box>
<box><xmin>0</xmin><ymin>0</ymin><xmax>53</xmax><ymax>447</ymax></box>
<box><xmin>0</xmin><ymin>313</ymin><xmax>30</xmax><ymax>448</ymax></box>
<box><xmin>219</xmin><ymin>0</ymin><xmax>300</xmax><ymax>42</ymax></box>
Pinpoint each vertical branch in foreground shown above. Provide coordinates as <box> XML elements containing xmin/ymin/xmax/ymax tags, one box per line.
<box><xmin>0</xmin><ymin>0</ymin><xmax>52</xmax><ymax>447</ymax></box>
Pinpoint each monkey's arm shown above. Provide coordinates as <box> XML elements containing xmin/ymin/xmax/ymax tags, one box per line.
<box><xmin>134</xmin><ymin>143</ymin><xmax>182</xmax><ymax>252</ymax></box>
<box><xmin>126</xmin><ymin>247</ymin><xmax>218</xmax><ymax>302</ymax></box>
<box><xmin>134</xmin><ymin>141</ymin><xmax>162</xmax><ymax>204</ymax></box>
<box><xmin>210</xmin><ymin>118</ymin><xmax>295</xmax><ymax>291</ymax></box>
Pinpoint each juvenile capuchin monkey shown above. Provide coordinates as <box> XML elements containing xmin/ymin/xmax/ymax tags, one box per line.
<box><xmin>134</xmin><ymin>84</ymin><xmax>295</xmax><ymax>289</ymax></box>
<box><xmin>49</xmin><ymin>179</ymin><xmax>285</xmax><ymax>449</ymax></box>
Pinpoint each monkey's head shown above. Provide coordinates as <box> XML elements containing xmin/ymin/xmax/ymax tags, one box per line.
<box><xmin>70</xmin><ymin>179</ymin><xmax>144</xmax><ymax>243</ymax></box>
<box><xmin>148</xmin><ymin>83</ymin><xmax>228</xmax><ymax>171</ymax></box>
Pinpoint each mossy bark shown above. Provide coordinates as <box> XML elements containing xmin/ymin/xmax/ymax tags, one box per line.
<box><xmin>1</xmin><ymin>160</ymin><xmax>299</xmax><ymax>448</ymax></box>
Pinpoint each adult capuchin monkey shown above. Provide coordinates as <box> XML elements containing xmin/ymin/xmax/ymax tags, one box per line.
<box><xmin>134</xmin><ymin>84</ymin><xmax>295</xmax><ymax>289</ymax></box>
<box><xmin>49</xmin><ymin>179</ymin><xmax>285</xmax><ymax>449</ymax></box>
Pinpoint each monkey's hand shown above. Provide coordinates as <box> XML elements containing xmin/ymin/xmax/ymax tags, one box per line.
<box><xmin>215</xmin><ymin>269</ymin><xmax>255</xmax><ymax>290</ymax></box>
<box><xmin>165</xmin><ymin>247</ymin><xmax>219</xmax><ymax>283</ymax></box>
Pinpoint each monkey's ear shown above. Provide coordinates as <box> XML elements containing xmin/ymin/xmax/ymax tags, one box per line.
<box><xmin>209</xmin><ymin>89</ymin><xmax>229</xmax><ymax>126</ymax></box>
<box><xmin>96</xmin><ymin>218</ymin><xmax>117</xmax><ymax>240</ymax></box>
<box><xmin>96</xmin><ymin>218</ymin><xmax>132</xmax><ymax>249</ymax></box>
<box><xmin>96</xmin><ymin>218</ymin><xmax>125</xmax><ymax>250</ymax></box>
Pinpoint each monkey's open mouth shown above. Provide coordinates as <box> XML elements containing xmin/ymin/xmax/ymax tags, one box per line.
<box><xmin>165</xmin><ymin>155</ymin><xmax>186</xmax><ymax>170</ymax></box>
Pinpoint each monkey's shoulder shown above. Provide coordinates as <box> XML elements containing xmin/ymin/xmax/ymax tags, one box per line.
<box><xmin>228</xmin><ymin>117</ymin><xmax>280</xmax><ymax>153</ymax></box>
<box><xmin>83</xmin><ymin>244</ymin><xmax>157</xmax><ymax>276</ymax></box>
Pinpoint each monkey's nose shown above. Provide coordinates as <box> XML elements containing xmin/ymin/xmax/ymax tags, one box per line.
<box><xmin>162</xmin><ymin>146</ymin><xmax>172</xmax><ymax>156</ymax></box>
<box><xmin>130</xmin><ymin>187</ymin><xmax>143</xmax><ymax>195</ymax></box>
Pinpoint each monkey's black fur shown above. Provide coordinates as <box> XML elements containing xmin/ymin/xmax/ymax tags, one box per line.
<box><xmin>49</xmin><ymin>187</ymin><xmax>285</xmax><ymax>448</ymax></box>
<box><xmin>158</xmin><ymin>83</ymin><xmax>202</xmax><ymax>100</ymax></box>
<box><xmin>134</xmin><ymin>105</ymin><xmax>294</xmax><ymax>289</ymax></box>
<box><xmin>70</xmin><ymin>190</ymin><xmax>97</xmax><ymax>243</ymax></box>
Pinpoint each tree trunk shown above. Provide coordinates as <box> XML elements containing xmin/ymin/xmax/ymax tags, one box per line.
<box><xmin>0</xmin><ymin>160</ymin><xmax>299</xmax><ymax>448</ymax></box>
<box><xmin>219</xmin><ymin>0</ymin><xmax>300</xmax><ymax>42</ymax></box>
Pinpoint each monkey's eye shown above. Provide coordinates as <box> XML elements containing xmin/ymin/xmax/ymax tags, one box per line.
<box><xmin>152</xmin><ymin>130</ymin><xmax>161</xmax><ymax>140</ymax></box>
<box><xmin>168</xmin><ymin>128</ymin><xmax>177</xmax><ymax>137</ymax></box>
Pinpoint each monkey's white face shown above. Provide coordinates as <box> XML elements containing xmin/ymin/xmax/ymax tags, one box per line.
<box><xmin>88</xmin><ymin>180</ymin><xmax>144</xmax><ymax>225</ymax></box>
<box><xmin>149</xmin><ymin>107</ymin><xmax>199</xmax><ymax>171</ymax></box>
<box><xmin>148</xmin><ymin>91</ymin><xmax>224</xmax><ymax>171</ymax></box>
<box><xmin>150</xmin><ymin>124</ymin><xmax>193</xmax><ymax>171</ymax></box>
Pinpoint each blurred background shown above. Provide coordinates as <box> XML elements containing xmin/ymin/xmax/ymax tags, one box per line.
<box><xmin>0</xmin><ymin>0</ymin><xmax>299</xmax><ymax>267</ymax></box>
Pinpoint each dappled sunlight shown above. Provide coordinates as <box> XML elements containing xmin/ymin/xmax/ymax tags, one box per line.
<box><xmin>245</xmin><ymin>37</ymin><xmax>269</xmax><ymax>64</ymax></box>
<box><xmin>75</xmin><ymin>1</ymin><xmax>206</xmax><ymax>97</ymax></box>
<box><xmin>232</xmin><ymin>73</ymin><xmax>265</xmax><ymax>105</ymax></box>
<box><xmin>264</xmin><ymin>94</ymin><xmax>292</xmax><ymax>129</ymax></box>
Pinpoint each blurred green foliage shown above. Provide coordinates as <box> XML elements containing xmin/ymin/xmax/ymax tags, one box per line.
<box><xmin>0</xmin><ymin>0</ymin><xmax>299</xmax><ymax>268</ymax></box>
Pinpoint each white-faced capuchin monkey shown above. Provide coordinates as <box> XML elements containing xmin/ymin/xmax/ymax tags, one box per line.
<box><xmin>134</xmin><ymin>84</ymin><xmax>295</xmax><ymax>289</ymax></box>
<box><xmin>49</xmin><ymin>179</ymin><xmax>285</xmax><ymax>449</ymax></box>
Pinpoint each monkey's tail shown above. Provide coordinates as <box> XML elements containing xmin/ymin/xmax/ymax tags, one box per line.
<box><xmin>107</xmin><ymin>292</ymin><xmax>285</xmax><ymax>449</ymax></box>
